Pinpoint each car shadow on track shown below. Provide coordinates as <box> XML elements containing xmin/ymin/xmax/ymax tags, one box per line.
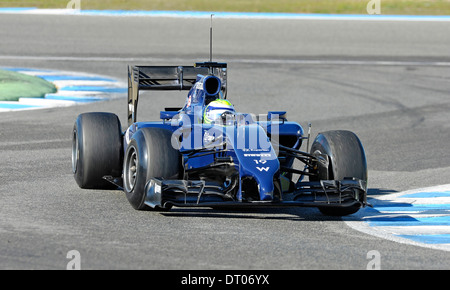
<box><xmin>367</xmin><ymin>188</ymin><xmax>398</xmax><ymax>196</ymax></box>
<box><xmin>159</xmin><ymin>207</ymin><xmax>343</xmax><ymax>222</ymax></box>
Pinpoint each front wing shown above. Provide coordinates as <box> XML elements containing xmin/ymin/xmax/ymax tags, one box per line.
<box><xmin>144</xmin><ymin>177</ymin><xmax>368</xmax><ymax>210</ymax></box>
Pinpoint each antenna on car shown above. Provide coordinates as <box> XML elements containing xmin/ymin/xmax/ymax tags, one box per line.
<box><xmin>195</xmin><ymin>14</ymin><xmax>226</xmax><ymax>78</ymax></box>
<box><xmin>210</xmin><ymin>14</ymin><xmax>214</xmax><ymax>62</ymax></box>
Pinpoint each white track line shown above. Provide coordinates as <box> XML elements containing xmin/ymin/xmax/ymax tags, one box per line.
<box><xmin>345</xmin><ymin>184</ymin><xmax>450</xmax><ymax>252</ymax></box>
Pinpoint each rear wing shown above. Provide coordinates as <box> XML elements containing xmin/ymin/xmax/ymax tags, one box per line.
<box><xmin>127</xmin><ymin>62</ymin><xmax>227</xmax><ymax>127</ymax></box>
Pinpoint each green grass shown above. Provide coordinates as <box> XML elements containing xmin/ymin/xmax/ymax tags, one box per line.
<box><xmin>0</xmin><ymin>69</ymin><xmax>57</xmax><ymax>101</ymax></box>
<box><xmin>0</xmin><ymin>0</ymin><xmax>449</xmax><ymax>15</ymax></box>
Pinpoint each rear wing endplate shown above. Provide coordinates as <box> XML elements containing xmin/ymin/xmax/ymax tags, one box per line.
<box><xmin>127</xmin><ymin>63</ymin><xmax>227</xmax><ymax>127</ymax></box>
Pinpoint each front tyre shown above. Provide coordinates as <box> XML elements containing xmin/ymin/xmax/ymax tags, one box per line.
<box><xmin>123</xmin><ymin>127</ymin><xmax>180</xmax><ymax>210</ymax></box>
<box><xmin>310</xmin><ymin>130</ymin><xmax>367</xmax><ymax>216</ymax></box>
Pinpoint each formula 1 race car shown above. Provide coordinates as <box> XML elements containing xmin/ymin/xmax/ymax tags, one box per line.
<box><xmin>72</xmin><ymin>61</ymin><xmax>368</xmax><ymax>216</ymax></box>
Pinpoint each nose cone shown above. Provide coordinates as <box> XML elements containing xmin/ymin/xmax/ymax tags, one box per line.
<box><xmin>228</xmin><ymin>124</ymin><xmax>280</xmax><ymax>201</ymax></box>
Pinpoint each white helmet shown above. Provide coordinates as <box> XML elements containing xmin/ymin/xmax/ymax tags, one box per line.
<box><xmin>203</xmin><ymin>99</ymin><xmax>235</xmax><ymax>125</ymax></box>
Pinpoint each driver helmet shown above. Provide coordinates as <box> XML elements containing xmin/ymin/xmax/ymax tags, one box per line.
<box><xmin>203</xmin><ymin>99</ymin><xmax>235</xmax><ymax>125</ymax></box>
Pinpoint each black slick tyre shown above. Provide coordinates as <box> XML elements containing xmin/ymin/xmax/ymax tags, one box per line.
<box><xmin>123</xmin><ymin>127</ymin><xmax>180</xmax><ymax>210</ymax></box>
<box><xmin>310</xmin><ymin>130</ymin><xmax>367</xmax><ymax>216</ymax></box>
<box><xmin>72</xmin><ymin>112</ymin><xmax>123</xmax><ymax>189</ymax></box>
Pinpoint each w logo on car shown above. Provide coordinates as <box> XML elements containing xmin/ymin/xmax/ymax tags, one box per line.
<box><xmin>256</xmin><ymin>167</ymin><xmax>270</xmax><ymax>172</ymax></box>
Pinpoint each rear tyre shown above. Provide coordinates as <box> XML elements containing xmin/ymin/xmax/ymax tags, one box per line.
<box><xmin>310</xmin><ymin>130</ymin><xmax>367</xmax><ymax>216</ymax></box>
<box><xmin>72</xmin><ymin>112</ymin><xmax>123</xmax><ymax>189</ymax></box>
<box><xmin>123</xmin><ymin>127</ymin><xmax>180</xmax><ymax>210</ymax></box>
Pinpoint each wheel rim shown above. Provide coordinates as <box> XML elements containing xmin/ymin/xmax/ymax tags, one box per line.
<box><xmin>71</xmin><ymin>129</ymin><xmax>78</xmax><ymax>174</ymax></box>
<box><xmin>124</xmin><ymin>146</ymin><xmax>138</xmax><ymax>192</ymax></box>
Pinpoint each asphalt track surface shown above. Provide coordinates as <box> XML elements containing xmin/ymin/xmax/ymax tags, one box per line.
<box><xmin>1</xmin><ymin>14</ymin><xmax>450</xmax><ymax>270</ymax></box>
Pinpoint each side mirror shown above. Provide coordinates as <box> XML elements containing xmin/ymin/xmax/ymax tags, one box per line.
<box><xmin>268</xmin><ymin>111</ymin><xmax>287</xmax><ymax>123</ymax></box>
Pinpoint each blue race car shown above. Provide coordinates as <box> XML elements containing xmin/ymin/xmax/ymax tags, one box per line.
<box><xmin>72</xmin><ymin>62</ymin><xmax>368</xmax><ymax>216</ymax></box>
